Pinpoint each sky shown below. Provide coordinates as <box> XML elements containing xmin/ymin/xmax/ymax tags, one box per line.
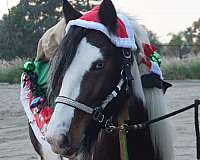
<box><xmin>0</xmin><ymin>0</ymin><xmax>200</xmax><ymax>42</ymax></box>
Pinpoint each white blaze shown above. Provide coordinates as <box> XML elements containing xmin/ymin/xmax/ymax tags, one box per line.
<box><xmin>47</xmin><ymin>38</ymin><xmax>103</xmax><ymax>138</ymax></box>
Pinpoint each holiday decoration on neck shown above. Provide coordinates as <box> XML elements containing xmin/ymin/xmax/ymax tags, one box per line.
<box><xmin>142</xmin><ymin>43</ymin><xmax>163</xmax><ymax>79</ymax></box>
<box><xmin>151</xmin><ymin>52</ymin><xmax>161</xmax><ymax>66</ymax></box>
<box><xmin>143</xmin><ymin>43</ymin><xmax>161</xmax><ymax>66</ymax></box>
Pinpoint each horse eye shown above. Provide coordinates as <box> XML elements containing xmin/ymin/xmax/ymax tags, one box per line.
<box><xmin>93</xmin><ymin>61</ymin><xmax>105</xmax><ymax>70</ymax></box>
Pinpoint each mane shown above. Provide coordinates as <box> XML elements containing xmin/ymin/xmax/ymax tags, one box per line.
<box><xmin>131</xmin><ymin>18</ymin><xmax>150</xmax><ymax>62</ymax></box>
<box><xmin>48</xmin><ymin>26</ymin><xmax>87</xmax><ymax>103</ymax></box>
<box><xmin>131</xmin><ymin>18</ymin><xmax>175</xmax><ymax>160</ymax></box>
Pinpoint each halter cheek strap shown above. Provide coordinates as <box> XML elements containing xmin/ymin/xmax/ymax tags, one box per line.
<box><xmin>102</xmin><ymin>79</ymin><xmax>124</xmax><ymax>109</ymax></box>
<box><xmin>55</xmin><ymin>78</ymin><xmax>125</xmax><ymax>124</ymax></box>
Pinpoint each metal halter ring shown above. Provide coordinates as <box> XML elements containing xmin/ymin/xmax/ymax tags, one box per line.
<box><xmin>105</xmin><ymin>119</ymin><xmax>115</xmax><ymax>133</ymax></box>
<box><xmin>123</xmin><ymin>50</ymin><xmax>132</xmax><ymax>59</ymax></box>
<box><xmin>92</xmin><ymin>109</ymin><xmax>105</xmax><ymax>123</ymax></box>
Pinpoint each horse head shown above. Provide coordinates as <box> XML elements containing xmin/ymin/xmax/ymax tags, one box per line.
<box><xmin>46</xmin><ymin>0</ymin><xmax>148</xmax><ymax>158</ymax></box>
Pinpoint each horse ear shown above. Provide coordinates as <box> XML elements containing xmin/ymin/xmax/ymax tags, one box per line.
<box><xmin>63</xmin><ymin>0</ymin><xmax>82</xmax><ymax>24</ymax></box>
<box><xmin>99</xmin><ymin>0</ymin><xmax>118</xmax><ymax>33</ymax></box>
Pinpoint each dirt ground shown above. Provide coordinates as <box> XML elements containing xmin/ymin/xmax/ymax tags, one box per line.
<box><xmin>0</xmin><ymin>80</ymin><xmax>200</xmax><ymax>160</ymax></box>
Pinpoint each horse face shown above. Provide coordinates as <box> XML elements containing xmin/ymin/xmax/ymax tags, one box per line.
<box><xmin>46</xmin><ymin>30</ymin><xmax>122</xmax><ymax>157</ymax></box>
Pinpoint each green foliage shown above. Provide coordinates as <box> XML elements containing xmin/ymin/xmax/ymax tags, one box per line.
<box><xmin>162</xmin><ymin>59</ymin><xmax>200</xmax><ymax>80</ymax></box>
<box><xmin>0</xmin><ymin>0</ymin><xmax>100</xmax><ymax>60</ymax></box>
<box><xmin>0</xmin><ymin>64</ymin><xmax>23</xmax><ymax>83</ymax></box>
<box><xmin>69</xmin><ymin>0</ymin><xmax>100</xmax><ymax>11</ymax></box>
<box><xmin>167</xmin><ymin>18</ymin><xmax>200</xmax><ymax>56</ymax></box>
<box><xmin>168</xmin><ymin>33</ymin><xmax>184</xmax><ymax>46</ymax></box>
<box><xmin>0</xmin><ymin>0</ymin><xmax>63</xmax><ymax>60</ymax></box>
<box><xmin>183</xmin><ymin>27</ymin><xmax>194</xmax><ymax>44</ymax></box>
<box><xmin>192</xmin><ymin>18</ymin><xmax>200</xmax><ymax>55</ymax></box>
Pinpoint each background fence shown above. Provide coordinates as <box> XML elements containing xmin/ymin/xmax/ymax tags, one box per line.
<box><xmin>158</xmin><ymin>45</ymin><xmax>200</xmax><ymax>59</ymax></box>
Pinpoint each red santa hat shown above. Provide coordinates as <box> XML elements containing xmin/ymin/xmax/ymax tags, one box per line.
<box><xmin>65</xmin><ymin>5</ymin><xmax>137</xmax><ymax>50</ymax></box>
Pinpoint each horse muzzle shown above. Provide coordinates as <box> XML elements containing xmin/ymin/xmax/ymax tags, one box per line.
<box><xmin>47</xmin><ymin>134</ymin><xmax>73</xmax><ymax>156</ymax></box>
<box><xmin>47</xmin><ymin>133</ymin><xmax>82</xmax><ymax>158</ymax></box>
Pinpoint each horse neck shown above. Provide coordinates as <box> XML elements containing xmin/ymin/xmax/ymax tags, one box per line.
<box><xmin>73</xmin><ymin>127</ymin><xmax>121</xmax><ymax>160</ymax></box>
<box><xmin>91</xmin><ymin>130</ymin><xmax>120</xmax><ymax>160</ymax></box>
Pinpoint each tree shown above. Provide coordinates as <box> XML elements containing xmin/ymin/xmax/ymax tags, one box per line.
<box><xmin>183</xmin><ymin>27</ymin><xmax>194</xmax><ymax>44</ymax></box>
<box><xmin>166</xmin><ymin>18</ymin><xmax>200</xmax><ymax>57</ymax></box>
<box><xmin>167</xmin><ymin>32</ymin><xmax>195</xmax><ymax>58</ymax></box>
<box><xmin>192</xmin><ymin>18</ymin><xmax>200</xmax><ymax>55</ymax></box>
<box><xmin>69</xmin><ymin>0</ymin><xmax>100</xmax><ymax>11</ymax></box>
<box><xmin>0</xmin><ymin>0</ymin><xmax>63</xmax><ymax>59</ymax></box>
<box><xmin>0</xmin><ymin>0</ymin><xmax>100</xmax><ymax>60</ymax></box>
<box><xmin>0</xmin><ymin>2</ymin><xmax>36</xmax><ymax>59</ymax></box>
<box><xmin>168</xmin><ymin>33</ymin><xmax>185</xmax><ymax>46</ymax></box>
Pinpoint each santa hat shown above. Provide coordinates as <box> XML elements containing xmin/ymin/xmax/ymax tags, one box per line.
<box><xmin>65</xmin><ymin>5</ymin><xmax>137</xmax><ymax>50</ymax></box>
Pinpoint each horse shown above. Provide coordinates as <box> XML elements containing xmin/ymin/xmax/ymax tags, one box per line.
<box><xmin>29</xmin><ymin>0</ymin><xmax>175</xmax><ymax>159</ymax></box>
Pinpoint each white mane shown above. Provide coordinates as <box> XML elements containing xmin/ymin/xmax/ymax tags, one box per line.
<box><xmin>131</xmin><ymin>18</ymin><xmax>175</xmax><ymax>160</ymax></box>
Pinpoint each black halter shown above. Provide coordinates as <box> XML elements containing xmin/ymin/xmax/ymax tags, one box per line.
<box><xmin>55</xmin><ymin>49</ymin><xmax>134</xmax><ymax>129</ymax></box>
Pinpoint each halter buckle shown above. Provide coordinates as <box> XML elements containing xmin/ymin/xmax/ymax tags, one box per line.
<box><xmin>105</xmin><ymin>119</ymin><xmax>115</xmax><ymax>133</ymax></box>
<box><xmin>92</xmin><ymin>108</ymin><xmax>105</xmax><ymax>123</ymax></box>
<box><xmin>123</xmin><ymin>49</ymin><xmax>132</xmax><ymax>59</ymax></box>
